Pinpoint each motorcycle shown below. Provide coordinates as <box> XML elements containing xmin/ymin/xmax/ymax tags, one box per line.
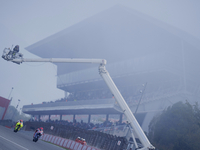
<box><xmin>14</xmin><ymin>124</ymin><xmax>21</xmax><ymax>132</ymax></box>
<box><xmin>2</xmin><ymin>47</ymin><xmax>23</xmax><ymax>61</ymax></box>
<box><xmin>33</xmin><ymin>130</ymin><xmax>43</xmax><ymax>142</ymax></box>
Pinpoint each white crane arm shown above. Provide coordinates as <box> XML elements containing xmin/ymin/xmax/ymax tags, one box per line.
<box><xmin>12</xmin><ymin>58</ymin><xmax>106</xmax><ymax>65</ymax></box>
<box><xmin>99</xmin><ymin>64</ymin><xmax>155</xmax><ymax>150</ymax></box>
<box><xmin>2</xmin><ymin>54</ymin><xmax>154</xmax><ymax>150</ymax></box>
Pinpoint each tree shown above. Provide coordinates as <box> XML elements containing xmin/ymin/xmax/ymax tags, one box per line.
<box><xmin>148</xmin><ymin>101</ymin><xmax>200</xmax><ymax>150</ymax></box>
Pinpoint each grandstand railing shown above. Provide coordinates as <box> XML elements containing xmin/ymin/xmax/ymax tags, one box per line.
<box><xmin>23</xmin><ymin>98</ymin><xmax>117</xmax><ymax>108</ymax></box>
<box><xmin>91</xmin><ymin>124</ymin><xmax>144</xmax><ymax>149</ymax></box>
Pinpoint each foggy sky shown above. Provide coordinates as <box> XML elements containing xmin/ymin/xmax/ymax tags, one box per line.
<box><xmin>0</xmin><ymin>0</ymin><xmax>200</xmax><ymax>111</ymax></box>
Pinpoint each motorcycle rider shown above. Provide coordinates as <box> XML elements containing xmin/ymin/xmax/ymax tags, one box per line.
<box><xmin>39</xmin><ymin>127</ymin><xmax>43</xmax><ymax>135</ymax></box>
<box><xmin>12</xmin><ymin>45</ymin><xmax>19</xmax><ymax>58</ymax></box>
<box><xmin>33</xmin><ymin>127</ymin><xmax>43</xmax><ymax>139</ymax></box>
<box><xmin>15</xmin><ymin>119</ymin><xmax>23</xmax><ymax>131</ymax></box>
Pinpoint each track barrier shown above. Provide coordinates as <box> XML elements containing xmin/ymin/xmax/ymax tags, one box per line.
<box><xmin>41</xmin><ymin>134</ymin><xmax>99</xmax><ymax>150</ymax></box>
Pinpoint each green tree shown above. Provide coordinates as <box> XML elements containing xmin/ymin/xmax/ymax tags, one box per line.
<box><xmin>148</xmin><ymin>101</ymin><xmax>200</xmax><ymax>150</ymax></box>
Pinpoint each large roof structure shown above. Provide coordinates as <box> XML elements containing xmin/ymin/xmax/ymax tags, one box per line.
<box><xmin>26</xmin><ymin>5</ymin><xmax>200</xmax><ymax>75</ymax></box>
<box><xmin>23</xmin><ymin>5</ymin><xmax>200</xmax><ymax>132</ymax></box>
<box><xmin>25</xmin><ymin>4</ymin><xmax>200</xmax><ymax>100</ymax></box>
<box><xmin>22</xmin><ymin>99</ymin><xmax>122</xmax><ymax>115</ymax></box>
<box><xmin>25</xmin><ymin>5</ymin><xmax>200</xmax><ymax>99</ymax></box>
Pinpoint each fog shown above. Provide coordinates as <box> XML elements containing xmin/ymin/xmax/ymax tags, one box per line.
<box><xmin>0</xmin><ymin>0</ymin><xmax>200</xmax><ymax>112</ymax></box>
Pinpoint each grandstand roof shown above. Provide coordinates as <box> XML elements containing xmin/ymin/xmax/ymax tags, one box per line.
<box><xmin>25</xmin><ymin>5</ymin><xmax>200</xmax><ymax>100</ymax></box>
<box><xmin>22</xmin><ymin>99</ymin><xmax>123</xmax><ymax>115</ymax></box>
<box><xmin>26</xmin><ymin>5</ymin><xmax>200</xmax><ymax>76</ymax></box>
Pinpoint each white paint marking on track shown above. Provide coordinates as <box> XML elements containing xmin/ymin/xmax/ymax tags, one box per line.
<box><xmin>0</xmin><ymin>135</ymin><xmax>29</xmax><ymax>150</ymax></box>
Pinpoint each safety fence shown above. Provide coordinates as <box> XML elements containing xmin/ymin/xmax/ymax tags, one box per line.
<box><xmin>91</xmin><ymin>125</ymin><xmax>143</xmax><ymax>149</ymax></box>
<box><xmin>25</xmin><ymin>121</ymin><xmax>128</xmax><ymax>150</ymax></box>
<box><xmin>0</xmin><ymin>119</ymin><xmax>13</xmax><ymax>128</ymax></box>
<box><xmin>40</xmin><ymin>134</ymin><xmax>99</xmax><ymax>150</ymax></box>
<box><xmin>91</xmin><ymin>125</ymin><xmax>129</xmax><ymax>137</ymax></box>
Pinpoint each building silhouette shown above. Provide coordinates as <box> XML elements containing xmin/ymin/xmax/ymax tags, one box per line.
<box><xmin>25</xmin><ymin>5</ymin><xmax>200</xmax><ymax>132</ymax></box>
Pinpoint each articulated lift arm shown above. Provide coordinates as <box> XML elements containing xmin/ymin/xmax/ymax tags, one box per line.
<box><xmin>5</xmin><ymin>57</ymin><xmax>155</xmax><ymax>150</ymax></box>
<box><xmin>99</xmin><ymin>64</ymin><xmax>154</xmax><ymax>150</ymax></box>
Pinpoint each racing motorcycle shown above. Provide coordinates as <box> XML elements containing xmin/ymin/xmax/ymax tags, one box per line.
<box><xmin>2</xmin><ymin>47</ymin><xmax>23</xmax><ymax>61</ymax></box>
<box><xmin>14</xmin><ymin>124</ymin><xmax>21</xmax><ymax>132</ymax></box>
<box><xmin>33</xmin><ymin>130</ymin><xmax>43</xmax><ymax>142</ymax></box>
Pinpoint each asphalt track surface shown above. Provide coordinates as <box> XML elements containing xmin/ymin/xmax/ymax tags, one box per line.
<box><xmin>0</xmin><ymin>126</ymin><xmax>65</xmax><ymax>150</ymax></box>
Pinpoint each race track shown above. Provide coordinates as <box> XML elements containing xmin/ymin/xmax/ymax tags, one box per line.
<box><xmin>0</xmin><ymin>126</ymin><xmax>65</xmax><ymax>150</ymax></box>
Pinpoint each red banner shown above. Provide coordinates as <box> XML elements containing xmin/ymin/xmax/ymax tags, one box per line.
<box><xmin>0</xmin><ymin>96</ymin><xmax>11</xmax><ymax>120</ymax></box>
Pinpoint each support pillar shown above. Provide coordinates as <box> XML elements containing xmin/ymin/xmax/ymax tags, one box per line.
<box><xmin>60</xmin><ymin>115</ymin><xmax>62</xmax><ymax>121</ymax></box>
<box><xmin>49</xmin><ymin>115</ymin><xmax>51</xmax><ymax>122</ymax></box>
<box><xmin>106</xmin><ymin>114</ymin><xmax>109</xmax><ymax>122</ymax></box>
<box><xmin>38</xmin><ymin>115</ymin><xmax>41</xmax><ymax>122</ymax></box>
<box><xmin>119</xmin><ymin>114</ymin><xmax>123</xmax><ymax>124</ymax></box>
<box><xmin>73</xmin><ymin>114</ymin><xmax>76</xmax><ymax>123</ymax></box>
<box><xmin>88</xmin><ymin>114</ymin><xmax>91</xmax><ymax>123</ymax></box>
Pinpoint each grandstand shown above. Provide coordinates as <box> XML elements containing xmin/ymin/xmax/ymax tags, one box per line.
<box><xmin>23</xmin><ymin>5</ymin><xmax>200</xmax><ymax>133</ymax></box>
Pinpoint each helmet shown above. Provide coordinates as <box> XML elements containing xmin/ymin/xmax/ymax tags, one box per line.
<box><xmin>14</xmin><ymin>45</ymin><xmax>19</xmax><ymax>51</ymax></box>
<box><xmin>20</xmin><ymin>119</ymin><xmax>23</xmax><ymax>122</ymax></box>
<box><xmin>15</xmin><ymin>45</ymin><xmax>19</xmax><ymax>49</ymax></box>
<box><xmin>40</xmin><ymin>127</ymin><xmax>43</xmax><ymax>130</ymax></box>
<box><xmin>78</xmin><ymin>137</ymin><xmax>80</xmax><ymax>139</ymax></box>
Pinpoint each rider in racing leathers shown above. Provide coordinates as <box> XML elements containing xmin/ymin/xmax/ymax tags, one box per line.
<box><xmin>33</xmin><ymin>127</ymin><xmax>43</xmax><ymax>139</ymax></box>
<box><xmin>15</xmin><ymin>119</ymin><xmax>23</xmax><ymax>130</ymax></box>
<box><xmin>12</xmin><ymin>45</ymin><xmax>19</xmax><ymax>58</ymax></box>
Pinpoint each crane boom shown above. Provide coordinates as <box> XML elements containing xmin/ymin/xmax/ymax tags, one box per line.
<box><xmin>12</xmin><ymin>58</ymin><xmax>106</xmax><ymax>64</ymax></box>
<box><xmin>99</xmin><ymin>64</ymin><xmax>154</xmax><ymax>150</ymax></box>
<box><xmin>2</xmin><ymin>53</ymin><xmax>154</xmax><ymax>150</ymax></box>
